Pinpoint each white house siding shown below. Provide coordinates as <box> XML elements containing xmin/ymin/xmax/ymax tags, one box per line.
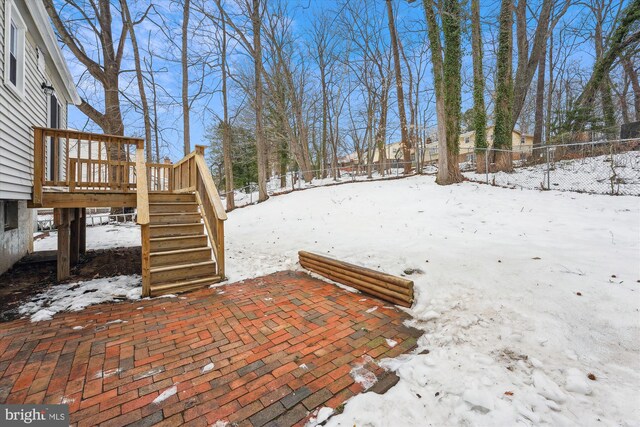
<box><xmin>0</xmin><ymin>0</ymin><xmax>69</xmax><ymax>274</ymax></box>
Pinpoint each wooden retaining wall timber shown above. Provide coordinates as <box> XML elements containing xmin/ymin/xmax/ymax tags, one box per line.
<box><xmin>298</xmin><ymin>251</ymin><xmax>414</xmax><ymax>307</ymax></box>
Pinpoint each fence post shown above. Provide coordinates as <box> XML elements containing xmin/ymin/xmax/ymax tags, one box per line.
<box><xmin>485</xmin><ymin>149</ymin><xmax>489</xmax><ymax>184</ymax></box>
<box><xmin>545</xmin><ymin>146</ymin><xmax>550</xmax><ymax>190</ymax></box>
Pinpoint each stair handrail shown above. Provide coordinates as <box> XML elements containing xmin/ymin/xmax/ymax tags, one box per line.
<box><xmin>194</xmin><ymin>146</ymin><xmax>227</xmax><ymax>222</ymax></box>
<box><xmin>172</xmin><ymin>146</ymin><xmax>227</xmax><ymax>278</ymax></box>
<box><xmin>135</xmin><ymin>144</ymin><xmax>151</xmax><ymax>296</ymax></box>
<box><xmin>195</xmin><ymin>146</ymin><xmax>226</xmax><ymax>278</ymax></box>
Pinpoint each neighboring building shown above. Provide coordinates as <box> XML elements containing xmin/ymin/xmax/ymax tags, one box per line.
<box><xmin>423</xmin><ymin>126</ymin><xmax>534</xmax><ymax>164</ymax></box>
<box><xmin>338</xmin><ymin>141</ymin><xmax>418</xmax><ymax>168</ymax></box>
<box><xmin>459</xmin><ymin>126</ymin><xmax>534</xmax><ymax>159</ymax></box>
<box><xmin>0</xmin><ymin>0</ymin><xmax>80</xmax><ymax>273</ymax></box>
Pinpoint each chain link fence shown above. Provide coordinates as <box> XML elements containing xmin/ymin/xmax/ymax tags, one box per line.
<box><xmin>220</xmin><ymin>162</ymin><xmax>417</xmax><ymax>209</ymax></box>
<box><xmin>461</xmin><ymin>139</ymin><xmax>640</xmax><ymax>196</ymax></box>
<box><xmin>217</xmin><ymin>139</ymin><xmax>638</xmax><ymax>211</ymax></box>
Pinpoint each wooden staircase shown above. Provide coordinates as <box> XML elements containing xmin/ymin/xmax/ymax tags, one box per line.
<box><xmin>145</xmin><ymin>193</ymin><xmax>219</xmax><ymax>295</ymax></box>
<box><xmin>137</xmin><ymin>145</ymin><xmax>227</xmax><ymax>297</ymax></box>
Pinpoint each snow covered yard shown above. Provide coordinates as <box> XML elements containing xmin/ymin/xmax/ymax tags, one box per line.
<box><xmin>223</xmin><ymin>176</ymin><xmax>639</xmax><ymax>426</ymax></box>
<box><xmin>464</xmin><ymin>151</ymin><xmax>640</xmax><ymax>196</ymax></box>
<box><xmin>34</xmin><ymin>222</ymin><xmax>140</xmax><ymax>251</ymax></box>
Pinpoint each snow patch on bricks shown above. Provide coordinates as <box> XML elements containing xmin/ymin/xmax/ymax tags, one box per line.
<box><xmin>19</xmin><ymin>275</ymin><xmax>142</xmax><ymax>322</ymax></box>
<box><xmin>306</xmin><ymin>407</ymin><xmax>334</xmax><ymax>426</ymax></box>
<box><xmin>201</xmin><ymin>363</ymin><xmax>215</xmax><ymax>374</ymax></box>
<box><xmin>350</xmin><ymin>365</ymin><xmax>377</xmax><ymax>391</ymax></box>
<box><xmin>153</xmin><ymin>385</ymin><xmax>178</xmax><ymax>404</ymax></box>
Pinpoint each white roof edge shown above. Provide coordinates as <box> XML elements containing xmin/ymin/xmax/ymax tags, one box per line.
<box><xmin>26</xmin><ymin>2</ymin><xmax>81</xmax><ymax>105</ymax></box>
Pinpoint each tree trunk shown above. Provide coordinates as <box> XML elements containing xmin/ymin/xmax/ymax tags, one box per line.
<box><xmin>441</xmin><ymin>0</ymin><xmax>464</xmax><ymax>182</ymax></box>
<box><xmin>182</xmin><ymin>0</ymin><xmax>191</xmax><ymax>155</ymax></box>
<box><xmin>422</xmin><ymin>0</ymin><xmax>462</xmax><ymax>184</ymax></box>
<box><xmin>253</xmin><ymin>0</ymin><xmax>268</xmax><ymax>202</ymax></box>
<box><xmin>376</xmin><ymin>81</ymin><xmax>390</xmax><ymax>176</ymax></box>
<box><xmin>545</xmin><ymin>32</ymin><xmax>554</xmax><ymax>144</ymax></box>
<box><xmin>121</xmin><ymin>0</ymin><xmax>152</xmax><ymax>163</ymax></box>
<box><xmin>471</xmin><ymin>0</ymin><xmax>488</xmax><ymax>173</ymax></box>
<box><xmin>621</xmin><ymin>55</ymin><xmax>640</xmax><ymax>121</ymax></box>
<box><xmin>386</xmin><ymin>0</ymin><xmax>411</xmax><ymax>174</ymax></box>
<box><xmin>533</xmin><ymin>38</ymin><xmax>547</xmax><ymax>146</ymax></box>
<box><xmin>511</xmin><ymin>0</ymin><xmax>553</xmax><ymax>130</ymax></box>
<box><xmin>493</xmin><ymin>0</ymin><xmax>514</xmax><ymax>172</ymax></box>
<box><xmin>218</xmin><ymin>1</ymin><xmax>235</xmax><ymax>210</ymax></box>
<box><xmin>572</xmin><ymin>1</ymin><xmax>640</xmax><ymax>126</ymax></box>
<box><xmin>320</xmin><ymin>62</ymin><xmax>328</xmax><ymax>179</ymax></box>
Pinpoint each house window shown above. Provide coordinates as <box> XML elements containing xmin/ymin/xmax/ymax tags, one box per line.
<box><xmin>520</xmin><ymin>136</ymin><xmax>525</xmax><ymax>144</ymax></box>
<box><xmin>3</xmin><ymin>201</ymin><xmax>19</xmax><ymax>231</ymax></box>
<box><xmin>4</xmin><ymin>0</ymin><xmax>26</xmax><ymax>97</ymax></box>
<box><xmin>465</xmin><ymin>137</ymin><xmax>470</xmax><ymax>145</ymax></box>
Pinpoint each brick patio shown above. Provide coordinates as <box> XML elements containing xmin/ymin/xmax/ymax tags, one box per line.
<box><xmin>0</xmin><ymin>271</ymin><xmax>420</xmax><ymax>426</ymax></box>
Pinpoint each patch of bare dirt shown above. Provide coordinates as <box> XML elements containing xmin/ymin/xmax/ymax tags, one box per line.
<box><xmin>0</xmin><ymin>247</ymin><xmax>140</xmax><ymax>322</ymax></box>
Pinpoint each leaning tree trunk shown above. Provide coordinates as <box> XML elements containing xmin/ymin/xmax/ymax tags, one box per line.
<box><xmin>121</xmin><ymin>0</ymin><xmax>152</xmax><ymax>163</ymax></box>
<box><xmin>533</xmin><ymin>39</ymin><xmax>547</xmax><ymax>147</ymax></box>
<box><xmin>621</xmin><ymin>55</ymin><xmax>640</xmax><ymax>121</ymax></box>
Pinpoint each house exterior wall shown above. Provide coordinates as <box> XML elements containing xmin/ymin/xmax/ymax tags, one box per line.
<box><xmin>0</xmin><ymin>200</ymin><xmax>32</xmax><ymax>273</ymax></box>
<box><xmin>0</xmin><ymin>0</ymin><xmax>71</xmax><ymax>274</ymax></box>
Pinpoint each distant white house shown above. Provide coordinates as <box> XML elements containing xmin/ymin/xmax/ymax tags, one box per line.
<box><xmin>0</xmin><ymin>0</ymin><xmax>80</xmax><ymax>273</ymax></box>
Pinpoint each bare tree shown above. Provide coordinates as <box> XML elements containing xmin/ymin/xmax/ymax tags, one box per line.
<box><xmin>44</xmin><ymin>0</ymin><xmax>127</xmax><ymax>135</ymax></box>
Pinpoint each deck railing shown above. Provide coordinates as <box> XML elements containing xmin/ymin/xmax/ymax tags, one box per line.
<box><xmin>32</xmin><ymin>127</ymin><xmax>173</xmax><ymax>205</ymax></box>
<box><xmin>174</xmin><ymin>145</ymin><xmax>227</xmax><ymax>278</ymax></box>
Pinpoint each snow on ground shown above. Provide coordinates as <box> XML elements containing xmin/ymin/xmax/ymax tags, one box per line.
<box><xmin>222</xmin><ymin>175</ymin><xmax>639</xmax><ymax>426</ymax></box>
<box><xmin>34</xmin><ymin>223</ymin><xmax>140</xmax><ymax>251</ymax></box>
<box><xmin>19</xmin><ymin>275</ymin><xmax>141</xmax><ymax>322</ymax></box>
<box><xmin>21</xmin><ymin>174</ymin><xmax>639</xmax><ymax>424</ymax></box>
<box><xmin>465</xmin><ymin>151</ymin><xmax>640</xmax><ymax>196</ymax></box>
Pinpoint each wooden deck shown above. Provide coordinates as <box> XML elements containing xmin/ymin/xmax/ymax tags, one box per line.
<box><xmin>29</xmin><ymin>127</ymin><xmax>227</xmax><ymax>295</ymax></box>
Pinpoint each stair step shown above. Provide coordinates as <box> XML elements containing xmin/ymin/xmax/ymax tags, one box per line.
<box><xmin>149</xmin><ymin>275</ymin><xmax>223</xmax><ymax>296</ymax></box>
<box><xmin>149</xmin><ymin>202</ymin><xmax>199</xmax><ymax>214</ymax></box>
<box><xmin>150</xmin><ymin>223</ymin><xmax>203</xmax><ymax>238</ymax></box>
<box><xmin>150</xmin><ymin>235</ymin><xmax>208</xmax><ymax>252</ymax></box>
<box><xmin>150</xmin><ymin>247</ymin><xmax>212</xmax><ymax>267</ymax></box>
<box><xmin>149</xmin><ymin>193</ymin><xmax>196</xmax><ymax>203</ymax></box>
<box><xmin>151</xmin><ymin>260</ymin><xmax>216</xmax><ymax>284</ymax></box>
<box><xmin>150</xmin><ymin>212</ymin><xmax>202</xmax><ymax>225</ymax></box>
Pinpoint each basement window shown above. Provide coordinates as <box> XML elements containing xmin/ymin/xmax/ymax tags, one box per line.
<box><xmin>3</xmin><ymin>201</ymin><xmax>19</xmax><ymax>231</ymax></box>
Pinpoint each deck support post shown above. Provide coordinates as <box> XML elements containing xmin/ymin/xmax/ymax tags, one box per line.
<box><xmin>70</xmin><ymin>208</ymin><xmax>81</xmax><ymax>265</ymax></box>
<box><xmin>55</xmin><ymin>208</ymin><xmax>71</xmax><ymax>281</ymax></box>
<box><xmin>79</xmin><ymin>208</ymin><xmax>86</xmax><ymax>255</ymax></box>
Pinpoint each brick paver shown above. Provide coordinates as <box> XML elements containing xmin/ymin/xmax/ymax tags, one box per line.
<box><xmin>0</xmin><ymin>271</ymin><xmax>420</xmax><ymax>426</ymax></box>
